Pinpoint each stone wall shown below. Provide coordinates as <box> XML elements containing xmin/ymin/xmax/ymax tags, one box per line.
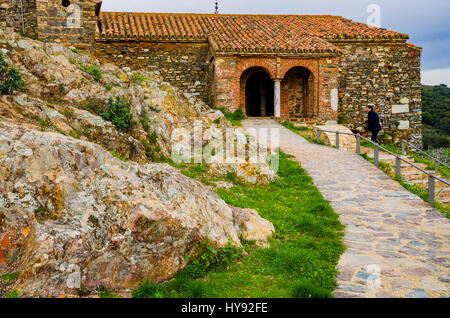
<box><xmin>335</xmin><ymin>41</ymin><xmax>422</xmax><ymax>145</ymax></box>
<box><xmin>36</xmin><ymin>0</ymin><xmax>97</xmax><ymax>48</ymax></box>
<box><xmin>0</xmin><ymin>0</ymin><xmax>37</xmax><ymax>38</ymax></box>
<box><xmin>94</xmin><ymin>41</ymin><xmax>211</xmax><ymax>105</ymax></box>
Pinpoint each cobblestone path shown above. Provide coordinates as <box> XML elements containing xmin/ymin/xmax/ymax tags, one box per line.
<box><xmin>243</xmin><ymin>119</ymin><xmax>450</xmax><ymax>298</ymax></box>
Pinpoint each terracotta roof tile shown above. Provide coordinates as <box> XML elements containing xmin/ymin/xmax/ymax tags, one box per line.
<box><xmin>97</xmin><ymin>12</ymin><xmax>409</xmax><ymax>53</ymax></box>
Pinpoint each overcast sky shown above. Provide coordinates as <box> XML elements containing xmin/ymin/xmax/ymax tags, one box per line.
<box><xmin>101</xmin><ymin>0</ymin><xmax>450</xmax><ymax>86</ymax></box>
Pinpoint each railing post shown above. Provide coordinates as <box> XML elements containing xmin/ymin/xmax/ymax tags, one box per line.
<box><xmin>428</xmin><ymin>175</ymin><xmax>435</xmax><ymax>207</ymax></box>
<box><xmin>356</xmin><ymin>134</ymin><xmax>360</xmax><ymax>155</ymax></box>
<box><xmin>402</xmin><ymin>140</ymin><xmax>405</xmax><ymax>155</ymax></box>
<box><xmin>435</xmin><ymin>161</ymin><xmax>439</xmax><ymax>172</ymax></box>
<box><xmin>374</xmin><ymin>144</ymin><xmax>379</xmax><ymax>168</ymax></box>
<box><xmin>316</xmin><ymin>129</ymin><xmax>321</xmax><ymax>143</ymax></box>
<box><xmin>396</xmin><ymin>156</ymin><xmax>401</xmax><ymax>178</ymax></box>
<box><xmin>336</xmin><ymin>132</ymin><xmax>339</xmax><ymax>150</ymax></box>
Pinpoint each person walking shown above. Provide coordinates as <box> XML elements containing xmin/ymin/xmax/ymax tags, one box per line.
<box><xmin>365</xmin><ymin>106</ymin><xmax>382</xmax><ymax>143</ymax></box>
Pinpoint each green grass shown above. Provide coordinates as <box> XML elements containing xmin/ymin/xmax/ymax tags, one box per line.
<box><xmin>5</xmin><ymin>290</ymin><xmax>19</xmax><ymax>298</ymax></box>
<box><xmin>217</xmin><ymin>107</ymin><xmax>246</xmax><ymax>126</ymax></box>
<box><xmin>0</xmin><ymin>272</ymin><xmax>20</xmax><ymax>286</ymax></box>
<box><xmin>134</xmin><ymin>72</ymin><xmax>149</xmax><ymax>86</ymax></box>
<box><xmin>133</xmin><ymin>152</ymin><xmax>345</xmax><ymax>298</ymax></box>
<box><xmin>97</xmin><ymin>286</ymin><xmax>120</xmax><ymax>298</ymax></box>
<box><xmin>281</xmin><ymin>121</ymin><xmax>326</xmax><ymax>146</ymax></box>
<box><xmin>83</xmin><ymin>65</ymin><xmax>103</xmax><ymax>82</ymax></box>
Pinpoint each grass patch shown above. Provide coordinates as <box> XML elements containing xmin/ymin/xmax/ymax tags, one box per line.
<box><xmin>0</xmin><ymin>272</ymin><xmax>20</xmax><ymax>285</ymax></box>
<box><xmin>83</xmin><ymin>65</ymin><xmax>103</xmax><ymax>82</ymax></box>
<box><xmin>217</xmin><ymin>107</ymin><xmax>246</xmax><ymax>126</ymax></box>
<box><xmin>110</xmin><ymin>150</ymin><xmax>128</xmax><ymax>162</ymax></box>
<box><xmin>281</xmin><ymin>121</ymin><xmax>326</xmax><ymax>146</ymax></box>
<box><xmin>134</xmin><ymin>72</ymin><xmax>149</xmax><ymax>86</ymax></box>
<box><xmin>97</xmin><ymin>286</ymin><xmax>120</xmax><ymax>298</ymax></box>
<box><xmin>133</xmin><ymin>152</ymin><xmax>345</xmax><ymax>298</ymax></box>
<box><xmin>5</xmin><ymin>290</ymin><xmax>19</xmax><ymax>298</ymax></box>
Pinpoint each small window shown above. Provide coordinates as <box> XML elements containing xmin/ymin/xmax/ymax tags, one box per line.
<box><xmin>62</xmin><ymin>0</ymin><xmax>71</xmax><ymax>7</ymax></box>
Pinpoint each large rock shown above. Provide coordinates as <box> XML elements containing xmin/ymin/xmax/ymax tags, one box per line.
<box><xmin>0</xmin><ymin>122</ymin><xmax>274</xmax><ymax>297</ymax></box>
<box><xmin>232</xmin><ymin>207</ymin><xmax>275</xmax><ymax>248</ymax></box>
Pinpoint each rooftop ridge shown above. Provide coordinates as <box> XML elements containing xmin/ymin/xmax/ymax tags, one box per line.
<box><xmin>100</xmin><ymin>11</ymin><xmax>344</xmax><ymax>18</ymax></box>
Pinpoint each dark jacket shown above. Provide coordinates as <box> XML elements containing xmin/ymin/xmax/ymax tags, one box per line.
<box><xmin>366</xmin><ymin>110</ymin><xmax>382</xmax><ymax>132</ymax></box>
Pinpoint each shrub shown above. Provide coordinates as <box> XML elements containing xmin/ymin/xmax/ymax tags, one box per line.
<box><xmin>423</xmin><ymin>132</ymin><xmax>449</xmax><ymax>149</ymax></box>
<box><xmin>0</xmin><ymin>53</ymin><xmax>24</xmax><ymax>95</ymax></box>
<box><xmin>84</xmin><ymin>65</ymin><xmax>103</xmax><ymax>82</ymax></box>
<box><xmin>101</xmin><ymin>97</ymin><xmax>137</xmax><ymax>131</ymax></box>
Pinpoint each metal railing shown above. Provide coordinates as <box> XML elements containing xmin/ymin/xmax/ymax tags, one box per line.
<box><xmin>315</xmin><ymin>128</ymin><xmax>450</xmax><ymax>207</ymax></box>
<box><xmin>402</xmin><ymin>139</ymin><xmax>450</xmax><ymax>171</ymax></box>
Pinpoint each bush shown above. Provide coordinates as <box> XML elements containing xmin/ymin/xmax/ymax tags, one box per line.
<box><xmin>84</xmin><ymin>65</ymin><xmax>103</xmax><ymax>82</ymax></box>
<box><xmin>0</xmin><ymin>53</ymin><xmax>24</xmax><ymax>95</ymax></box>
<box><xmin>101</xmin><ymin>97</ymin><xmax>137</xmax><ymax>131</ymax></box>
<box><xmin>423</xmin><ymin>132</ymin><xmax>449</xmax><ymax>149</ymax></box>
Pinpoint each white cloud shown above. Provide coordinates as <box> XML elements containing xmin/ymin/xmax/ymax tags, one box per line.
<box><xmin>422</xmin><ymin>68</ymin><xmax>450</xmax><ymax>86</ymax></box>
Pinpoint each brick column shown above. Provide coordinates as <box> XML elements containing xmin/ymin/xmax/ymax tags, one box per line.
<box><xmin>274</xmin><ymin>79</ymin><xmax>281</xmax><ymax>118</ymax></box>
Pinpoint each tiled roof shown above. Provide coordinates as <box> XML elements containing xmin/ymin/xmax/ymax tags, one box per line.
<box><xmin>97</xmin><ymin>12</ymin><xmax>409</xmax><ymax>53</ymax></box>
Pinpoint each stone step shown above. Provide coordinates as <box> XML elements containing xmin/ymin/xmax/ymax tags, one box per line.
<box><xmin>402</xmin><ymin>171</ymin><xmax>428</xmax><ymax>181</ymax></box>
<box><xmin>437</xmin><ymin>197</ymin><xmax>450</xmax><ymax>204</ymax></box>
<box><xmin>412</xmin><ymin>178</ymin><xmax>450</xmax><ymax>189</ymax></box>
<box><xmin>383</xmin><ymin>156</ymin><xmax>417</xmax><ymax>166</ymax></box>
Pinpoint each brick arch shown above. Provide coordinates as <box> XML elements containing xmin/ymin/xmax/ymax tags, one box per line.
<box><xmin>239</xmin><ymin>66</ymin><xmax>275</xmax><ymax>113</ymax></box>
<box><xmin>237</xmin><ymin>61</ymin><xmax>277</xmax><ymax>80</ymax></box>
<box><xmin>279</xmin><ymin>63</ymin><xmax>317</xmax><ymax>80</ymax></box>
<box><xmin>280</xmin><ymin>66</ymin><xmax>317</xmax><ymax>118</ymax></box>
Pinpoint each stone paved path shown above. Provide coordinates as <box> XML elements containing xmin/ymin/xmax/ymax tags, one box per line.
<box><xmin>243</xmin><ymin>119</ymin><xmax>450</xmax><ymax>298</ymax></box>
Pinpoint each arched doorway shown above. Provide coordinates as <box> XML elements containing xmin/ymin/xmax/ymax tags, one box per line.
<box><xmin>281</xmin><ymin>67</ymin><xmax>314</xmax><ymax>118</ymax></box>
<box><xmin>240</xmin><ymin>67</ymin><xmax>274</xmax><ymax>117</ymax></box>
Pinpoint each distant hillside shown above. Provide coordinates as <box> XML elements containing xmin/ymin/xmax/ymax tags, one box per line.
<box><xmin>422</xmin><ymin>84</ymin><xmax>450</xmax><ymax>149</ymax></box>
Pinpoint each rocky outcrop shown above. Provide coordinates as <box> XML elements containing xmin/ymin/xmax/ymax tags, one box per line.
<box><xmin>0</xmin><ymin>122</ymin><xmax>274</xmax><ymax>297</ymax></box>
<box><xmin>0</xmin><ymin>29</ymin><xmax>276</xmax><ymax>184</ymax></box>
<box><xmin>0</xmin><ymin>31</ymin><xmax>276</xmax><ymax>297</ymax></box>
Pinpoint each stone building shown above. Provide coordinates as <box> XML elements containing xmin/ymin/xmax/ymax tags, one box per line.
<box><xmin>0</xmin><ymin>0</ymin><xmax>422</xmax><ymax>143</ymax></box>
